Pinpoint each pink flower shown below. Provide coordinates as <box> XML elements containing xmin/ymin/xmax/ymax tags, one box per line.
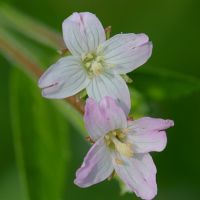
<box><xmin>74</xmin><ymin>96</ymin><xmax>174</xmax><ymax>200</ymax></box>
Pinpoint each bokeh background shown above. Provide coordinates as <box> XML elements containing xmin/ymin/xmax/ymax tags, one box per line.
<box><xmin>0</xmin><ymin>0</ymin><xmax>200</xmax><ymax>199</ymax></box>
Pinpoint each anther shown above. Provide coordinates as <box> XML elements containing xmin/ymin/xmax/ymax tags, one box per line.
<box><xmin>115</xmin><ymin>158</ymin><xmax>124</xmax><ymax>165</ymax></box>
<box><xmin>117</xmin><ymin>132</ymin><xmax>125</xmax><ymax>139</ymax></box>
<box><xmin>123</xmin><ymin>128</ymin><xmax>130</xmax><ymax>134</ymax></box>
<box><xmin>96</xmin><ymin>56</ymin><xmax>103</xmax><ymax>62</ymax></box>
<box><xmin>85</xmin><ymin>62</ymin><xmax>91</xmax><ymax>68</ymax></box>
<box><xmin>112</xmin><ymin>131</ymin><xmax>117</xmax><ymax>136</ymax></box>
<box><xmin>87</xmin><ymin>53</ymin><xmax>93</xmax><ymax>59</ymax></box>
<box><xmin>105</xmin><ymin>135</ymin><xmax>110</xmax><ymax>140</ymax></box>
<box><xmin>112</xmin><ymin>137</ymin><xmax>133</xmax><ymax>158</ymax></box>
<box><xmin>91</xmin><ymin>62</ymin><xmax>103</xmax><ymax>75</ymax></box>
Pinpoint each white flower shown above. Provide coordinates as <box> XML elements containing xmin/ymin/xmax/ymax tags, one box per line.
<box><xmin>38</xmin><ymin>12</ymin><xmax>152</xmax><ymax>114</ymax></box>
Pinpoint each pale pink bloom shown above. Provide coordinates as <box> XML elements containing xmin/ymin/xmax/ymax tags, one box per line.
<box><xmin>38</xmin><ymin>12</ymin><xmax>152</xmax><ymax>115</ymax></box>
<box><xmin>74</xmin><ymin>96</ymin><xmax>174</xmax><ymax>200</ymax></box>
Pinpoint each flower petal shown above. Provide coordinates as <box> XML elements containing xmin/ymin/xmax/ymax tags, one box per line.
<box><xmin>113</xmin><ymin>153</ymin><xmax>157</xmax><ymax>200</ymax></box>
<box><xmin>38</xmin><ymin>56</ymin><xmax>90</xmax><ymax>98</ymax></box>
<box><xmin>128</xmin><ymin>131</ymin><xmax>167</xmax><ymax>154</ymax></box>
<box><xmin>84</xmin><ymin>97</ymin><xmax>127</xmax><ymax>141</ymax></box>
<box><xmin>74</xmin><ymin>138</ymin><xmax>113</xmax><ymax>188</ymax></box>
<box><xmin>62</xmin><ymin>12</ymin><xmax>106</xmax><ymax>56</ymax></box>
<box><xmin>127</xmin><ymin>117</ymin><xmax>174</xmax><ymax>153</ymax></box>
<box><xmin>84</xmin><ymin>98</ymin><xmax>109</xmax><ymax>141</ymax></box>
<box><xmin>129</xmin><ymin>117</ymin><xmax>174</xmax><ymax>131</ymax></box>
<box><xmin>99</xmin><ymin>33</ymin><xmax>152</xmax><ymax>74</ymax></box>
<box><xmin>86</xmin><ymin>73</ymin><xmax>131</xmax><ymax>116</ymax></box>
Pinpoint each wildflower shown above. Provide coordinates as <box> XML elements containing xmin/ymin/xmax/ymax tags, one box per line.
<box><xmin>38</xmin><ymin>12</ymin><xmax>152</xmax><ymax>114</ymax></box>
<box><xmin>74</xmin><ymin>96</ymin><xmax>174</xmax><ymax>200</ymax></box>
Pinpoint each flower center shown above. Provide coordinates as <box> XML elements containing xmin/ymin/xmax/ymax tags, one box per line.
<box><xmin>82</xmin><ymin>52</ymin><xmax>104</xmax><ymax>78</ymax></box>
<box><xmin>104</xmin><ymin>130</ymin><xmax>133</xmax><ymax>159</ymax></box>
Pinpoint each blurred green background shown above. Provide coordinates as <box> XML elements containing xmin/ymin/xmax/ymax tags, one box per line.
<box><xmin>0</xmin><ymin>0</ymin><xmax>200</xmax><ymax>199</ymax></box>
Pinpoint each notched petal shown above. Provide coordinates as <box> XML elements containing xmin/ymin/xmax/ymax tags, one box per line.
<box><xmin>38</xmin><ymin>56</ymin><xmax>90</xmax><ymax>99</ymax></box>
<box><xmin>101</xmin><ymin>33</ymin><xmax>153</xmax><ymax>74</ymax></box>
<box><xmin>127</xmin><ymin>117</ymin><xmax>174</xmax><ymax>153</ymax></box>
<box><xmin>74</xmin><ymin>139</ymin><xmax>113</xmax><ymax>188</ymax></box>
<box><xmin>113</xmin><ymin>153</ymin><xmax>157</xmax><ymax>200</ymax></box>
<box><xmin>62</xmin><ymin>12</ymin><xmax>106</xmax><ymax>56</ymax></box>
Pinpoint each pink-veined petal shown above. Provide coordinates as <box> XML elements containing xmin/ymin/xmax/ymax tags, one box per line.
<box><xmin>127</xmin><ymin>117</ymin><xmax>174</xmax><ymax>153</ymax></box>
<box><xmin>99</xmin><ymin>33</ymin><xmax>152</xmax><ymax>74</ymax></box>
<box><xmin>84</xmin><ymin>98</ymin><xmax>109</xmax><ymax>141</ymax></box>
<box><xmin>86</xmin><ymin>73</ymin><xmax>131</xmax><ymax>116</ymax></box>
<box><xmin>129</xmin><ymin>117</ymin><xmax>174</xmax><ymax>131</ymax></box>
<box><xmin>113</xmin><ymin>153</ymin><xmax>157</xmax><ymax>200</ymax></box>
<box><xmin>38</xmin><ymin>56</ymin><xmax>90</xmax><ymax>98</ymax></box>
<box><xmin>62</xmin><ymin>12</ymin><xmax>106</xmax><ymax>56</ymax></box>
<box><xmin>84</xmin><ymin>97</ymin><xmax>127</xmax><ymax>141</ymax></box>
<box><xmin>74</xmin><ymin>138</ymin><xmax>113</xmax><ymax>188</ymax></box>
<box><xmin>128</xmin><ymin>131</ymin><xmax>167</xmax><ymax>154</ymax></box>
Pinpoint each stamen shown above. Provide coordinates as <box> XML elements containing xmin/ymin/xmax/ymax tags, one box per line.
<box><xmin>112</xmin><ymin>131</ymin><xmax>117</xmax><ymax>136</ymax></box>
<box><xmin>86</xmin><ymin>53</ymin><xmax>93</xmax><ymax>59</ymax></box>
<box><xmin>91</xmin><ymin>62</ymin><xmax>103</xmax><ymax>75</ymax></box>
<box><xmin>104</xmin><ymin>130</ymin><xmax>134</xmax><ymax>158</ymax></box>
<box><xmin>105</xmin><ymin>135</ymin><xmax>110</xmax><ymax>140</ymax></box>
<box><xmin>117</xmin><ymin>132</ymin><xmax>126</xmax><ymax>139</ymax></box>
<box><xmin>85</xmin><ymin>62</ymin><xmax>91</xmax><ymax>68</ymax></box>
<box><xmin>106</xmin><ymin>140</ymin><xmax>111</xmax><ymax>145</ymax></box>
<box><xmin>82</xmin><ymin>52</ymin><xmax>104</xmax><ymax>77</ymax></box>
<box><xmin>115</xmin><ymin>158</ymin><xmax>124</xmax><ymax>165</ymax></box>
<box><xmin>96</xmin><ymin>56</ymin><xmax>103</xmax><ymax>62</ymax></box>
<box><xmin>123</xmin><ymin>128</ymin><xmax>130</xmax><ymax>134</ymax></box>
<box><xmin>104</xmin><ymin>135</ymin><xmax>110</xmax><ymax>145</ymax></box>
<box><xmin>112</xmin><ymin>137</ymin><xmax>133</xmax><ymax>158</ymax></box>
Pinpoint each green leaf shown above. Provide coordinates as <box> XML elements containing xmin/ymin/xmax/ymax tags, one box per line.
<box><xmin>129</xmin><ymin>88</ymin><xmax>150</xmax><ymax>118</ymax></box>
<box><xmin>52</xmin><ymin>100</ymin><xmax>87</xmax><ymax>137</ymax></box>
<box><xmin>0</xmin><ymin>58</ymin><xmax>24</xmax><ymax>200</ymax></box>
<box><xmin>0</xmin><ymin>4</ymin><xmax>64</xmax><ymax>50</ymax></box>
<box><xmin>10</xmin><ymin>67</ymin><xmax>71</xmax><ymax>200</ymax></box>
<box><xmin>131</xmin><ymin>66</ymin><xmax>200</xmax><ymax>100</ymax></box>
<box><xmin>0</xmin><ymin>23</ymin><xmax>87</xmax><ymax>200</ymax></box>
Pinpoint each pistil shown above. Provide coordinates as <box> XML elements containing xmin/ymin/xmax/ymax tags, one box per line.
<box><xmin>112</xmin><ymin>137</ymin><xmax>133</xmax><ymax>158</ymax></box>
<box><xmin>104</xmin><ymin>130</ymin><xmax>134</xmax><ymax>159</ymax></box>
